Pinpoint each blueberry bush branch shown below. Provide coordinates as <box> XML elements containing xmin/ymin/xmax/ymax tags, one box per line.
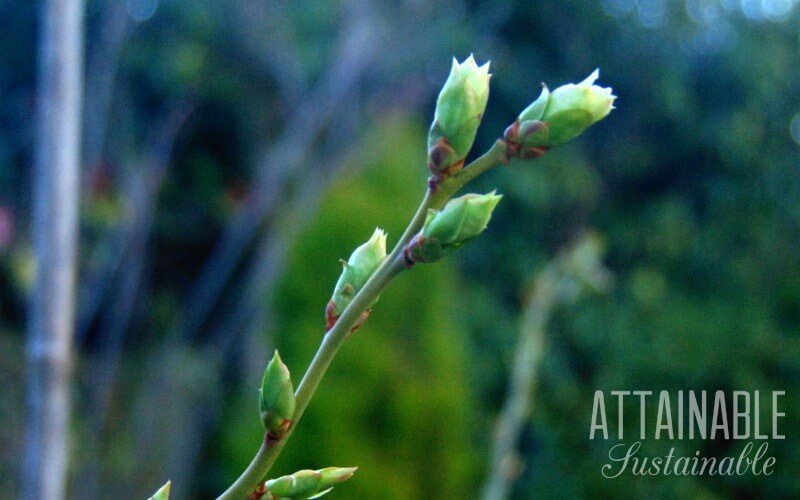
<box><xmin>147</xmin><ymin>55</ymin><xmax>615</xmax><ymax>499</ymax></box>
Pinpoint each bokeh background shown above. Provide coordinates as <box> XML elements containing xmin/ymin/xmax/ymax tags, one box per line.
<box><xmin>2</xmin><ymin>0</ymin><xmax>800</xmax><ymax>498</ymax></box>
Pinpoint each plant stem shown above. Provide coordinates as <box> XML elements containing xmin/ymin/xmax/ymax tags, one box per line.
<box><xmin>218</xmin><ymin>139</ymin><xmax>510</xmax><ymax>499</ymax></box>
<box><xmin>437</xmin><ymin>139</ymin><xmax>510</xmax><ymax>199</ymax></box>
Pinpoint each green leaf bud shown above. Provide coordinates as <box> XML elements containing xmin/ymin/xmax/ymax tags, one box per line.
<box><xmin>148</xmin><ymin>480</ymin><xmax>171</xmax><ymax>500</ymax></box>
<box><xmin>511</xmin><ymin>69</ymin><xmax>615</xmax><ymax>150</ymax></box>
<box><xmin>259</xmin><ymin>350</ymin><xmax>295</xmax><ymax>436</ymax></box>
<box><xmin>405</xmin><ymin>191</ymin><xmax>502</xmax><ymax>264</ymax></box>
<box><xmin>265</xmin><ymin>469</ymin><xmax>322</xmax><ymax>499</ymax></box>
<box><xmin>326</xmin><ymin>228</ymin><xmax>387</xmax><ymax>329</ymax></box>
<box><xmin>423</xmin><ymin>191</ymin><xmax>502</xmax><ymax>244</ymax></box>
<box><xmin>428</xmin><ymin>55</ymin><xmax>491</xmax><ymax>174</ymax></box>
<box><xmin>316</xmin><ymin>467</ymin><xmax>358</xmax><ymax>490</ymax></box>
<box><xmin>264</xmin><ymin>467</ymin><xmax>356</xmax><ymax>499</ymax></box>
<box><xmin>518</xmin><ymin>84</ymin><xmax>550</xmax><ymax>123</ymax></box>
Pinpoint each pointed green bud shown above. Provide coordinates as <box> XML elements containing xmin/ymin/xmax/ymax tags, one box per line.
<box><xmin>423</xmin><ymin>191</ymin><xmax>502</xmax><ymax>244</ymax></box>
<box><xmin>265</xmin><ymin>469</ymin><xmax>322</xmax><ymax>498</ymax></box>
<box><xmin>264</xmin><ymin>467</ymin><xmax>357</xmax><ymax>499</ymax></box>
<box><xmin>428</xmin><ymin>54</ymin><xmax>491</xmax><ymax>174</ymax></box>
<box><xmin>405</xmin><ymin>191</ymin><xmax>502</xmax><ymax>264</ymax></box>
<box><xmin>259</xmin><ymin>350</ymin><xmax>295</xmax><ymax>436</ymax></box>
<box><xmin>518</xmin><ymin>84</ymin><xmax>550</xmax><ymax>123</ymax></box>
<box><xmin>317</xmin><ymin>467</ymin><xmax>358</xmax><ymax>490</ymax></box>
<box><xmin>148</xmin><ymin>480</ymin><xmax>171</xmax><ymax>500</ymax></box>
<box><xmin>512</xmin><ymin>69</ymin><xmax>615</xmax><ymax>149</ymax></box>
<box><xmin>327</xmin><ymin>228</ymin><xmax>387</xmax><ymax>328</ymax></box>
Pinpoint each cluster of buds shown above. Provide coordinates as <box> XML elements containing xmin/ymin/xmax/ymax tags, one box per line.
<box><xmin>259</xmin><ymin>351</ymin><xmax>295</xmax><ymax>437</ymax></box>
<box><xmin>427</xmin><ymin>55</ymin><xmax>491</xmax><ymax>176</ymax></box>
<box><xmin>230</xmin><ymin>57</ymin><xmax>615</xmax><ymax>500</ymax></box>
<box><xmin>257</xmin><ymin>467</ymin><xmax>357</xmax><ymax>499</ymax></box>
<box><xmin>405</xmin><ymin>191</ymin><xmax>502</xmax><ymax>265</ymax></box>
<box><xmin>504</xmin><ymin>69</ymin><xmax>616</xmax><ymax>158</ymax></box>
<box><xmin>325</xmin><ymin>228</ymin><xmax>387</xmax><ymax>331</ymax></box>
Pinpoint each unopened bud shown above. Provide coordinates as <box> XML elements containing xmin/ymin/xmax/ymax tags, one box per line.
<box><xmin>317</xmin><ymin>467</ymin><xmax>358</xmax><ymax>490</ymax></box>
<box><xmin>265</xmin><ymin>467</ymin><xmax>357</xmax><ymax>499</ymax></box>
<box><xmin>265</xmin><ymin>469</ymin><xmax>321</xmax><ymax>499</ymax></box>
<box><xmin>428</xmin><ymin>55</ymin><xmax>491</xmax><ymax>174</ymax></box>
<box><xmin>327</xmin><ymin>228</ymin><xmax>387</xmax><ymax>329</ymax></box>
<box><xmin>405</xmin><ymin>191</ymin><xmax>502</xmax><ymax>264</ymax></box>
<box><xmin>510</xmin><ymin>69</ymin><xmax>615</xmax><ymax>150</ymax></box>
<box><xmin>259</xmin><ymin>351</ymin><xmax>295</xmax><ymax>436</ymax></box>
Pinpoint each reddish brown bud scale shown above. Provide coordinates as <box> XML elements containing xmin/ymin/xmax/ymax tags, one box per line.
<box><xmin>326</xmin><ymin>300</ymin><xmax>371</xmax><ymax>336</ymax></box>
<box><xmin>346</xmin><ymin>310</ymin><xmax>371</xmax><ymax>338</ymax></box>
<box><xmin>503</xmin><ymin>120</ymin><xmax>549</xmax><ymax>160</ymax></box>
<box><xmin>427</xmin><ymin>137</ymin><xmax>458</xmax><ymax>173</ymax></box>
<box><xmin>268</xmin><ymin>419</ymin><xmax>292</xmax><ymax>439</ymax></box>
<box><xmin>503</xmin><ymin>121</ymin><xmax>522</xmax><ymax>159</ymax></box>
<box><xmin>403</xmin><ymin>234</ymin><xmax>427</xmax><ymax>267</ymax></box>
<box><xmin>503</xmin><ymin>120</ymin><xmax>520</xmax><ymax>141</ymax></box>
<box><xmin>247</xmin><ymin>482</ymin><xmax>268</xmax><ymax>500</ymax></box>
<box><xmin>325</xmin><ymin>300</ymin><xmax>338</xmax><ymax>331</ymax></box>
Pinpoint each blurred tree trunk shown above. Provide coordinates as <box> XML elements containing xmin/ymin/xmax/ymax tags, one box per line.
<box><xmin>22</xmin><ymin>0</ymin><xmax>84</xmax><ymax>498</ymax></box>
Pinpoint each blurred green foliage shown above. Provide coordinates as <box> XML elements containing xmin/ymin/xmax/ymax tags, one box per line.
<box><xmin>1</xmin><ymin>0</ymin><xmax>799</xmax><ymax>498</ymax></box>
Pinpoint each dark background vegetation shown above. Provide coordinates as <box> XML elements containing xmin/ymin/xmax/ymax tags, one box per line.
<box><xmin>2</xmin><ymin>0</ymin><xmax>799</xmax><ymax>497</ymax></box>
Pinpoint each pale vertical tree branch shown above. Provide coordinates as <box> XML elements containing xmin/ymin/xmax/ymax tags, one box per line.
<box><xmin>482</xmin><ymin>234</ymin><xmax>610</xmax><ymax>500</ymax></box>
<box><xmin>23</xmin><ymin>0</ymin><xmax>84</xmax><ymax>498</ymax></box>
<box><xmin>481</xmin><ymin>272</ymin><xmax>556</xmax><ymax>500</ymax></box>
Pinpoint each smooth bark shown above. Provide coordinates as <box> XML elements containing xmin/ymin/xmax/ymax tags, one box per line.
<box><xmin>23</xmin><ymin>0</ymin><xmax>84</xmax><ymax>498</ymax></box>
